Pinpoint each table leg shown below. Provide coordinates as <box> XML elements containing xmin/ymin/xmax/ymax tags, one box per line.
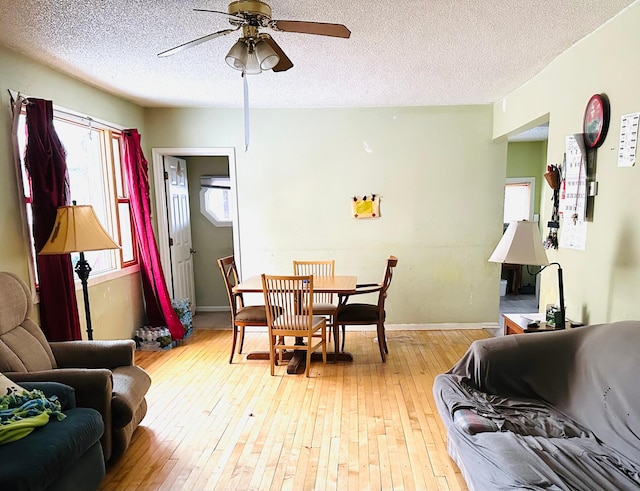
<box><xmin>247</xmin><ymin>339</ymin><xmax>353</xmax><ymax>374</ymax></box>
<box><xmin>246</xmin><ymin>351</ymin><xmax>294</xmax><ymax>361</ymax></box>
<box><xmin>286</xmin><ymin>337</ymin><xmax>306</xmax><ymax>374</ymax></box>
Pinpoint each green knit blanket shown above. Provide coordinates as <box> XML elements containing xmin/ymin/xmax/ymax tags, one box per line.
<box><xmin>0</xmin><ymin>388</ymin><xmax>66</xmax><ymax>444</ymax></box>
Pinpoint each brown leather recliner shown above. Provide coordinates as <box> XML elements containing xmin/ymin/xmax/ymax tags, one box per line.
<box><xmin>0</xmin><ymin>272</ymin><xmax>151</xmax><ymax>462</ymax></box>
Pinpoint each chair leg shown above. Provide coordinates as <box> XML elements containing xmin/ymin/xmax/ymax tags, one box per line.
<box><xmin>305</xmin><ymin>337</ymin><xmax>312</xmax><ymax>378</ymax></box>
<box><xmin>333</xmin><ymin>323</ymin><xmax>340</xmax><ymax>357</ymax></box>
<box><xmin>269</xmin><ymin>335</ymin><xmax>276</xmax><ymax>376</ymax></box>
<box><xmin>277</xmin><ymin>336</ymin><xmax>285</xmax><ymax>366</ymax></box>
<box><xmin>322</xmin><ymin>327</ymin><xmax>327</xmax><ymax>365</ymax></box>
<box><xmin>376</xmin><ymin>321</ymin><xmax>387</xmax><ymax>363</ymax></box>
<box><xmin>239</xmin><ymin>325</ymin><xmax>246</xmax><ymax>354</ymax></box>
<box><xmin>341</xmin><ymin>325</ymin><xmax>346</xmax><ymax>353</ymax></box>
<box><xmin>383</xmin><ymin>327</ymin><xmax>389</xmax><ymax>354</ymax></box>
<box><xmin>230</xmin><ymin>325</ymin><xmax>238</xmax><ymax>364</ymax></box>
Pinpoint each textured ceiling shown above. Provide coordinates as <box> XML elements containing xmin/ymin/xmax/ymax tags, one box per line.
<box><xmin>0</xmin><ymin>1</ymin><xmax>635</xmax><ymax>108</ymax></box>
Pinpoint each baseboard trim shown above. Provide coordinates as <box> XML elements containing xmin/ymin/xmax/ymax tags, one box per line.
<box><xmin>196</xmin><ymin>306</ymin><xmax>231</xmax><ymax>313</ymax></box>
<box><xmin>386</xmin><ymin>322</ymin><xmax>499</xmax><ymax>331</ymax></box>
<box><xmin>202</xmin><ymin>322</ymin><xmax>499</xmax><ymax>332</ymax></box>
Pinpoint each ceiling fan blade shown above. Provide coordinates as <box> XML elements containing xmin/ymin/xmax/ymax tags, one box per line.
<box><xmin>158</xmin><ymin>28</ymin><xmax>237</xmax><ymax>57</ymax></box>
<box><xmin>193</xmin><ymin>8</ymin><xmax>247</xmax><ymax>24</ymax></box>
<box><xmin>271</xmin><ymin>20</ymin><xmax>351</xmax><ymax>38</ymax></box>
<box><xmin>262</xmin><ymin>35</ymin><xmax>293</xmax><ymax>72</ymax></box>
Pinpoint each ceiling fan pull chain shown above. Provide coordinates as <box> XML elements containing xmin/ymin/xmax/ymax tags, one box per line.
<box><xmin>243</xmin><ymin>72</ymin><xmax>250</xmax><ymax>151</ymax></box>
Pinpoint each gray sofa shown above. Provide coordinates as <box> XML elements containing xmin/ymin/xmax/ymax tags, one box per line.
<box><xmin>433</xmin><ymin>321</ymin><xmax>640</xmax><ymax>490</ymax></box>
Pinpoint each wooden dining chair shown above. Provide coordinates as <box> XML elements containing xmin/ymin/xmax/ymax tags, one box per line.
<box><xmin>217</xmin><ymin>255</ymin><xmax>269</xmax><ymax>364</ymax></box>
<box><xmin>293</xmin><ymin>260</ymin><xmax>336</xmax><ymax>344</ymax></box>
<box><xmin>335</xmin><ymin>255</ymin><xmax>398</xmax><ymax>362</ymax></box>
<box><xmin>261</xmin><ymin>274</ymin><xmax>327</xmax><ymax>377</ymax></box>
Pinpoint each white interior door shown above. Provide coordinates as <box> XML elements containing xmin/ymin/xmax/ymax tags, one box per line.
<box><xmin>165</xmin><ymin>156</ymin><xmax>196</xmax><ymax>311</ymax></box>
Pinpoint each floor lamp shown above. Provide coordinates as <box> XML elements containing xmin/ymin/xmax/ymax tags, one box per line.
<box><xmin>39</xmin><ymin>202</ymin><xmax>120</xmax><ymax>340</ymax></box>
<box><xmin>489</xmin><ymin>220</ymin><xmax>566</xmax><ymax>329</ymax></box>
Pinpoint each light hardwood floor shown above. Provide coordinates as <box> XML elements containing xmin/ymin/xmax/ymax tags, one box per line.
<box><xmin>99</xmin><ymin>328</ymin><xmax>490</xmax><ymax>491</ymax></box>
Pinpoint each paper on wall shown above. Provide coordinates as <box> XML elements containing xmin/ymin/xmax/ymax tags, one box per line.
<box><xmin>618</xmin><ymin>112</ymin><xmax>639</xmax><ymax>167</ymax></box>
<box><xmin>560</xmin><ymin>218</ymin><xmax>587</xmax><ymax>250</ymax></box>
<box><xmin>560</xmin><ymin>135</ymin><xmax>587</xmax><ymax>222</ymax></box>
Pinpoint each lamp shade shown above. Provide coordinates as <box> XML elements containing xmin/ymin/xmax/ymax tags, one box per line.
<box><xmin>39</xmin><ymin>205</ymin><xmax>120</xmax><ymax>254</ymax></box>
<box><xmin>488</xmin><ymin>220</ymin><xmax>549</xmax><ymax>266</ymax></box>
<box><xmin>243</xmin><ymin>47</ymin><xmax>262</xmax><ymax>75</ymax></box>
<box><xmin>255</xmin><ymin>39</ymin><xmax>279</xmax><ymax>70</ymax></box>
<box><xmin>225</xmin><ymin>40</ymin><xmax>248</xmax><ymax>71</ymax></box>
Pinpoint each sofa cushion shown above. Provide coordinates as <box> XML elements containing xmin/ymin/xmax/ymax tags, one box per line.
<box><xmin>0</xmin><ymin>407</ymin><xmax>104</xmax><ymax>491</ymax></box>
<box><xmin>0</xmin><ymin>274</ymin><xmax>32</xmax><ymax>334</ymax></box>
<box><xmin>47</xmin><ymin>442</ymin><xmax>105</xmax><ymax>491</ymax></box>
<box><xmin>0</xmin><ymin>323</ymin><xmax>56</xmax><ymax>372</ymax></box>
<box><xmin>19</xmin><ymin>381</ymin><xmax>76</xmax><ymax>410</ymax></box>
<box><xmin>0</xmin><ymin>273</ymin><xmax>56</xmax><ymax>372</ymax></box>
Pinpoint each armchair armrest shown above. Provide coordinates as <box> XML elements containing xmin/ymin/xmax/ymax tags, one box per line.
<box><xmin>338</xmin><ymin>283</ymin><xmax>382</xmax><ymax>304</ymax></box>
<box><xmin>50</xmin><ymin>340</ymin><xmax>136</xmax><ymax>369</ymax></box>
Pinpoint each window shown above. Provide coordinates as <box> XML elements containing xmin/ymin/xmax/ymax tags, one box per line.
<box><xmin>503</xmin><ymin>179</ymin><xmax>534</xmax><ymax>224</ymax></box>
<box><xmin>16</xmin><ymin>109</ymin><xmax>137</xmax><ymax>282</ymax></box>
<box><xmin>199</xmin><ymin>176</ymin><xmax>232</xmax><ymax>227</ymax></box>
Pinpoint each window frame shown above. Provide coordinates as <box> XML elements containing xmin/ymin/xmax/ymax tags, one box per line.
<box><xmin>504</xmin><ymin>177</ymin><xmax>536</xmax><ymax>224</ymax></box>
<box><xmin>199</xmin><ymin>176</ymin><xmax>232</xmax><ymax>227</ymax></box>
<box><xmin>15</xmin><ymin>105</ymin><xmax>138</xmax><ymax>289</ymax></box>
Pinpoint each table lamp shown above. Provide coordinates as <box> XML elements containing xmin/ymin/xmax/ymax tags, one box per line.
<box><xmin>39</xmin><ymin>202</ymin><xmax>120</xmax><ymax>340</ymax></box>
<box><xmin>489</xmin><ymin>220</ymin><xmax>565</xmax><ymax>329</ymax></box>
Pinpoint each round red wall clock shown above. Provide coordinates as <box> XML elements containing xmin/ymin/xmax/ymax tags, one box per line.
<box><xmin>583</xmin><ymin>93</ymin><xmax>610</xmax><ymax>149</ymax></box>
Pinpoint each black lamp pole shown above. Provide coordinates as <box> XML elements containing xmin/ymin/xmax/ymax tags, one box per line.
<box><xmin>533</xmin><ymin>262</ymin><xmax>565</xmax><ymax>329</ymax></box>
<box><xmin>553</xmin><ymin>262</ymin><xmax>566</xmax><ymax>330</ymax></box>
<box><xmin>75</xmin><ymin>251</ymin><xmax>94</xmax><ymax>340</ymax></box>
<box><xmin>39</xmin><ymin>201</ymin><xmax>119</xmax><ymax>341</ymax></box>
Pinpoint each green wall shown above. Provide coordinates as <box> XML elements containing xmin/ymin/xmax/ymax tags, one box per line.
<box><xmin>11</xmin><ymin>0</ymin><xmax>639</xmax><ymax>330</ymax></box>
<box><xmin>144</xmin><ymin>105</ymin><xmax>508</xmax><ymax>324</ymax></box>
<box><xmin>494</xmin><ymin>2</ymin><xmax>640</xmax><ymax>324</ymax></box>
<box><xmin>506</xmin><ymin>140</ymin><xmax>547</xmax><ymax>215</ymax></box>
<box><xmin>0</xmin><ymin>45</ymin><xmax>147</xmax><ymax>339</ymax></box>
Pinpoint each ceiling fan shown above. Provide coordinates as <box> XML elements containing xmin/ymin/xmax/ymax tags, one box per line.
<box><xmin>158</xmin><ymin>0</ymin><xmax>351</xmax><ymax>74</ymax></box>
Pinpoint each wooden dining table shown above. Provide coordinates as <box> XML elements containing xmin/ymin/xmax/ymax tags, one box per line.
<box><xmin>233</xmin><ymin>275</ymin><xmax>357</xmax><ymax>374</ymax></box>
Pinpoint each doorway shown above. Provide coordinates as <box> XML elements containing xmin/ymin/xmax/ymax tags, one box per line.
<box><xmin>500</xmin><ymin>122</ymin><xmax>549</xmax><ymax>323</ymax></box>
<box><xmin>151</xmin><ymin>148</ymin><xmax>240</xmax><ymax>313</ymax></box>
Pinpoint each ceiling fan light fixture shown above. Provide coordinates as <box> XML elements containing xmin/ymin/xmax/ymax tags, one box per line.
<box><xmin>225</xmin><ymin>40</ymin><xmax>248</xmax><ymax>70</ymax></box>
<box><xmin>254</xmin><ymin>39</ymin><xmax>279</xmax><ymax>70</ymax></box>
<box><xmin>244</xmin><ymin>45</ymin><xmax>262</xmax><ymax>75</ymax></box>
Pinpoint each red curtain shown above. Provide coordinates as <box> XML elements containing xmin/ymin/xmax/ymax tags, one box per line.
<box><xmin>122</xmin><ymin>129</ymin><xmax>184</xmax><ymax>340</ymax></box>
<box><xmin>24</xmin><ymin>99</ymin><xmax>82</xmax><ymax>341</ymax></box>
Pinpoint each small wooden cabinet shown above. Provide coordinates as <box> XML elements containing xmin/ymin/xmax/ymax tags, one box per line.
<box><xmin>503</xmin><ymin>313</ymin><xmax>572</xmax><ymax>335</ymax></box>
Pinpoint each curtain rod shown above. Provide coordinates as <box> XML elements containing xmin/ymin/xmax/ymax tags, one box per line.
<box><xmin>8</xmin><ymin>89</ymin><xmax>126</xmax><ymax>132</ymax></box>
